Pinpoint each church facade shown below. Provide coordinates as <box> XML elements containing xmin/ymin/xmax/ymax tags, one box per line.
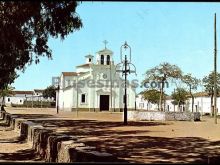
<box><xmin>56</xmin><ymin>46</ymin><xmax>136</xmax><ymax>112</ymax></box>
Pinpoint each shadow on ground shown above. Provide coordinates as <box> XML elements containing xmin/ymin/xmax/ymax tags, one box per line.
<box><xmin>1</xmin><ymin>115</ymin><xmax>220</xmax><ymax>163</ymax></box>
<box><xmin>29</xmin><ymin>119</ymin><xmax>220</xmax><ymax>163</ymax></box>
<box><xmin>0</xmin><ymin>149</ymin><xmax>42</xmax><ymax>162</ymax></box>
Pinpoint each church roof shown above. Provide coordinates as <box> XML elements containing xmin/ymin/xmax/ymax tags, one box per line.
<box><xmin>96</xmin><ymin>48</ymin><xmax>113</xmax><ymax>54</ymax></box>
<box><xmin>76</xmin><ymin>64</ymin><xmax>90</xmax><ymax>68</ymax></box>
<box><xmin>62</xmin><ymin>72</ymin><xmax>78</xmax><ymax>76</ymax></box>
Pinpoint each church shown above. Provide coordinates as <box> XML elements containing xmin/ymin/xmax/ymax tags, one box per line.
<box><xmin>56</xmin><ymin>43</ymin><xmax>136</xmax><ymax>112</ymax></box>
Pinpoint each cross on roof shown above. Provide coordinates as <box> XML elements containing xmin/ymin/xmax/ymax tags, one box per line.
<box><xmin>103</xmin><ymin>40</ymin><xmax>108</xmax><ymax>49</ymax></box>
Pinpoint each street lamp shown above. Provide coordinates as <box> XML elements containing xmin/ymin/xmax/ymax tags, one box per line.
<box><xmin>56</xmin><ymin>84</ymin><xmax>60</xmax><ymax>114</ymax></box>
<box><xmin>52</xmin><ymin>76</ymin><xmax>60</xmax><ymax>114</ymax></box>
<box><xmin>116</xmin><ymin>41</ymin><xmax>136</xmax><ymax>125</ymax></box>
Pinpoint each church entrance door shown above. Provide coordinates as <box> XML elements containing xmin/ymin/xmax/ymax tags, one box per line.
<box><xmin>100</xmin><ymin>95</ymin><xmax>109</xmax><ymax>111</ymax></box>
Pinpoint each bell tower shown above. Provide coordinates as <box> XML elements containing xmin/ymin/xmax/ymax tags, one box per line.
<box><xmin>96</xmin><ymin>40</ymin><xmax>114</xmax><ymax>65</ymax></box>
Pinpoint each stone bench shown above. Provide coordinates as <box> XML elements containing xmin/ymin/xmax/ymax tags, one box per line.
<box><xmin>57</xmin><ymin>140</ymin><xmax>85</xmax><ymax>162</ymax></box>
<box><xmin>45</xmin><ymin>134</ymin><xmax>77</xmax><ymax>162</ymax></box>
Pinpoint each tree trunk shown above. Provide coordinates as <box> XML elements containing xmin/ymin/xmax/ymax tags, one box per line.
<box><xmin>211</xmin><ymin>93</ymin><xmax>214</xmax><ymax>116</ymax></box>
<box><xmin>159</xmin><ymin>80</ymin><xmax>165</xmax><ymax>111</ymax></box>
<box><xmin>190</xmin><ymin>86</ymin><xmax>194</xmax><ymax>112</ymax></box>
<box><xmin>178</xmin><ymin>100</ymin><xmax>180</xmax><ymax>112</ymax></box>
<box><xmin>163</xmin><ymin>95</ymin><xmax>166</xmax><ymax>112</ymax></box>
<box><xmin>1</xmin><ymin>96</ymin><xmax>5</xmax><ymax>111</ymax></box>
<box><xmin>147</xmin><ymin>101</ymin><xmax>149</xmax><ymax>111</ymax></box>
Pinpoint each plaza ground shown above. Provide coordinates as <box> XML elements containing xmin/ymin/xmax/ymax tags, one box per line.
<box><xmin>0</xmin><ymin>107</ymin><xmax>220</xmax><ymax>163</ymax></box>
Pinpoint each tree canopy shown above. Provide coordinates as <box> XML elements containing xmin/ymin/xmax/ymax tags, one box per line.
<box><xmin>171</xmin><ymin>87</ymin><xmax>189</xmax><ymax>106</ymax></box>
<box><xmin>0</xmin><ymin>1</ymin><xmax>82</xmax><ymax>89</ymax></box>
<box><xmin>202</xmin><ymin>71</ymin><xmax>220</xmax><ymax>114</ymax></box>
<box><xmin>142</xmin><ymin>62</ymin><xmax>182</xmax><ymax>111</ymax></box>
<box><xmin>181</xmin><ymin>73</ymin><xmax>200</xmax><ymax>112</ymax></box>
<box><xmin>42</xmin><ymin>85</ymin><xmax>56</xmax><ymax>99</ymax></box>
<box><xmin>202</xmin><ymin>71</ymin><xmax>220</xmax><ymax>96</ymax></box>
<box><xmin>142</xmin><ymin>89</ymin><xmax>161</xmax><ymax>105</ymax></box>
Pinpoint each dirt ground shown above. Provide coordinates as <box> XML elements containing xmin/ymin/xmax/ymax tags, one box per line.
<box><xmin>1</xmin><ymin>107</ymin><xmax>220</xmax><ymax>163</ymax></box>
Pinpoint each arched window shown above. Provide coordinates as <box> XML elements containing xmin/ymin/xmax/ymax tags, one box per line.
<box><xmin>107</xmin><ymin>55</ymin><xmax>110</xmax><ymax>65</ymax></box>
<box><xmin>101</xmin><ymin>55</ymin><xmax>104</xmax><ymax>65</ymax></box>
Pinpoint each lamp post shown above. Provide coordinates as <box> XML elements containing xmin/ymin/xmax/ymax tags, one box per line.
<box><xmin>56</xmin><ymin>84</ymin><xmax>60</xmax><ymax>114</ymax></box>
<box><xmin>116</xmin><ymin>41</ymin><xmax>136</xmax><ymax>125</ymax></box>
<box><xmin>76</xmin><ymin>73</ymin><xmax>80</xmax><ymax>117</ymax></box>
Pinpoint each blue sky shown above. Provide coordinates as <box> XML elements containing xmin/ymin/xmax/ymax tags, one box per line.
<box><xmin>12</xmin><ymin>2</ymin><xmax>220</xmax><ymax>95</ymax></box>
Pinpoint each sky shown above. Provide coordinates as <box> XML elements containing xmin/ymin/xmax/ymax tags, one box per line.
<box><xmin>12</xmin><ymin>2</ymin><xmax>220</xmax><ymax>95</ymax></box>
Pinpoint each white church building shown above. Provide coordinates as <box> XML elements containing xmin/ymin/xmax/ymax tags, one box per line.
<box><xmin>56</xmin><ymin>45</ymin><xmax>136</xmax><ymax>112</ymax></box>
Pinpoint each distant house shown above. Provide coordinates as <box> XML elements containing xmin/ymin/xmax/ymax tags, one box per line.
<box><xmin>5</xmin><ymin>91</ymin><xmax>34</xmax><ymax>106</ymax></box>
<box><xmin>3</xmin><ymin>89</ymin><xmax>54</xmax><ymax>107</ymax></box>
<box><xmin>135</xmin><ymin>94</ymin><xmax>159</xmax><ymax>111</ymax></box>
<box><xmin>136</xmin><ymin>91</ymin><xmax>220</xmax><ymax>115</ymax></box>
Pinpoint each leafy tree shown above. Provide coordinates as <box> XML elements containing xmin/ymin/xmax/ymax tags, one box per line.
<box><xmin>202</xmin><ymin>71</ymin><xmax>220</xmax><ymax>114</ymax></box>
<box><xmin>171</xmin><ymin>87</ymin><xmax>189</xmax><ymax>112</ymax></box>
<box><xmin>0</xmin><ymin>85</ymin><xmax>15</xmax><ymax>111</ymax></box>
<box><xmin>43</xmin><ymin>85</ymin><xmax>56</xmax><ymax>99</ymax></box>
<box><xmin>143</xmin><ymin>62</ymin><xmax>182</xmax><ymax>111</ymax></box>
<box><xmin>142</xmin><ymin>89</ymin><xmax>162</xmax><ymax>110</ymax></box>
<box><xmin>0</xmin><ymin>1</ymin><xmax>82</xmax><ymax>89</ymax></box>
<box><xmin>182</xmin><ymin>73</ymin><xmax>200</xmax><ymax>112</ymax></box>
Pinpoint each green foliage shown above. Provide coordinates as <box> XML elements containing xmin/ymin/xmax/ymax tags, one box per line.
<box><xmin>181</xmin><ymin>73</ymin><xmax>200</xmax><ymax>112</ymax></box>
<box><xmin>182</xmin><ymin>73</ymin><xmax>200</xmax><ymax>91</ymax></box>
<box><xmin>42</xmin><ymin>85</ymin><xmax>56</xmax><ymax>99</ymax></box>
<box><xmin>143</xmin><ymin>62</ymin><xmax>182</xmax><ymax>84</ymax></box>
<box><xmin>142</xmin><ymin>62</ymin><xmax>182</xmax><ymax>110</ymax></box>
<box><xmin>0</xmin><ymin>85</ymin><xmax>15</xmax><ymax>98</ymax></box>
<box><xmin>202</xmin><ymin>71</ymin><xmax>220</xmax><ymax>96</ymax></box>
<box><xmin>0</xmin><ymin>1</ymin><xmax>82</xmax><ymax>89</ymax></box>
<box><xmin>0</xmin><ymin>85</ymin><xmax>14</xmax><ymax>109</ymax></box>
<box><xmin>142</xmin><ymin>89</ymin><xmax>161</xmax><ymax>105</ymax></box>
<box><xmin>171</xmin><ymin>88</ymin><xmax>189</xmax><ymax>105</ymax></box>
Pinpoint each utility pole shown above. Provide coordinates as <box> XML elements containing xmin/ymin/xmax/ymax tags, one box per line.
<box><xmin>214</xmin><ymin>13</ymin><xmax>218</xmax><ymax>124</ymax></box>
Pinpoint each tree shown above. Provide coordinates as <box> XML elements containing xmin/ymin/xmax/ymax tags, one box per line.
<box><xmin>182</xmin><ymin>73</ymin><xmax>200</xmax><ymax>112</ymax></box>
<box><xmin>171</xmin><ymin>87</ymin><xmax>189</xmax><ymax>112</ymax></box>
<box><xmin>0</xmin><ymin>1</ymin><xmax>82</xmax><ymax>89</ymax></box>
<box><xmin>202</xmin><ymin>71</ymin><xmax>220</xmax><ymax>115</ymax></box>
<box><xmin>142</xmin><ymin>89</ymin><xmax>162</xmax><ymax>110</ymax></box>
<box><xmin>0</xmin><ymin>85</ymin><xmax>15</xmax><ymax>111</ymax></box>
<box><xmin>143</xmin><ymin>62</ymin><xmax>182</xmax><ymax>111</ymax></box>
<box><xmin>43</xmin><ymin>85</ymin><xmax>56</xmax><ymax>100</ymax></box>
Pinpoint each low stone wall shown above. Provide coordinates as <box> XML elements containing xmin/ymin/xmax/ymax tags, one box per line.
<box><xmin>128</xmin><ymin>111</ymin><xmax>165</xmax><ymax>121</ymax></box>
<box><xmin>0</xmin><ymin>111</ymin><xmax>120</xmax><ymax>163</ymax></box>
<box><xmin>128</xmin><ymin>110</ymin><xmax>200</xmax><ymax>121</ymax></box>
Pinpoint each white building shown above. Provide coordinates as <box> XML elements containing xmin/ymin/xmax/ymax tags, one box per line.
<box><xmin>1</xmin><ymin>89</ymin><xmax>54</xmax><ymax>107</ymax></box>
<box><xmin>4</xmin><ymin>90</ymin><xmax>34</xmax><ymax>106</ymax></box>
<box><xmin>136</xmin><ymin>94</ymin><xmax>158</xmax><ymax>111</ymax></box>
<box><xmin>136</xmin><ymin>92</ymin><xmax>220</xmax><ymax>115</ymax></box>
<box><xmin>57</xmin><ymin>46</ymin><xmax>136</xmax><ymax>112</ymax></box>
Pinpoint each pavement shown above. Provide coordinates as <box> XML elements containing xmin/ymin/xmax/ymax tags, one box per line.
<box><xmin>0</xmin><ymin>107</ymin><xmax>220</xmax><ymax>163</ymax></box>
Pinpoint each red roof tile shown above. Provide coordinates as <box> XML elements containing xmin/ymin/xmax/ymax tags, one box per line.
<box><xmin>13</xmin><ymin>91</ymin><xmax>34</xmax><ymax>95</ymax></box>
<box><xmin>76</xmin><ymin>64</ymin><xmax>90</xmax><ymax>68</ymax></box>
<box><xmin>62</xmin><ymin>72</ymin><xmax>77</xmax><ymax>76</ymax></box>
